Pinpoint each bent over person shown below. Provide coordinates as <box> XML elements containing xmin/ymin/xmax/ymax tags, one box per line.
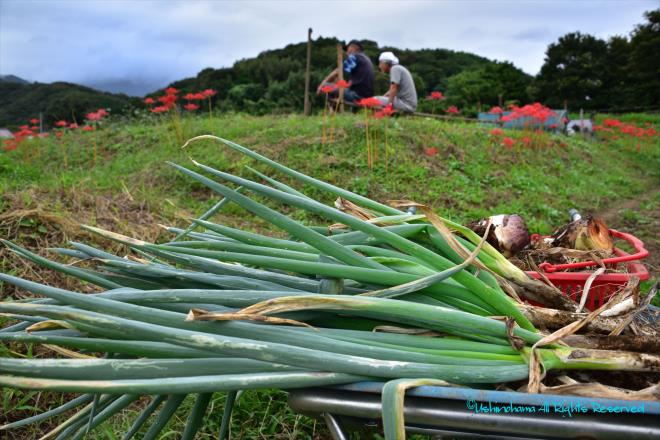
<box><xmin>376</xmin><ymin>51</ymin><xmax>417</xmax><ymax>112</ymax></box>
<box><xmin>317</xmin><ymin>39</ymin><xmax>374</xmax><ymax>103</ymax></box>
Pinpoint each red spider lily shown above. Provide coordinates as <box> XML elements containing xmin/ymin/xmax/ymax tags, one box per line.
<box><xmin>183</xmin><ymin>103</ymin><xmax>199</xmax><ymax>111</ymax></box>
<box><xmin>320</xmin><ymin>85</ymin><xmax>336</xmax><ymax>94</ymax></box>
<box><xmin>357</xmin><ymin>97</ymin><xmax>382</xmax><ymax>108</ymax></box>
<box><xmin>335</xmin><ymin>80</ymin><xmax>350</xmax><ymax>89</ymax></box>
<box><xmin>603</xmin><ymin>119</ymin><xmax>622</xmax><ymax>128</ymax></box>
<box><xmin>502</xmin><ymin>137</ymin><xmax>515</xmax><ymax>148</ymax></box>
<box><xmin>82</xmin><ymin>125</ymin><xmax>95</xmax><ymax>132</ymax></box>
<box><xmin>424</xmin><ymin>147</ymin><xmax>438</xmax><ymax>156</ymax></box>
<box><xmin>158</xmin><ymin>94</ymin><xmax>177</xmax><ymax>108</ymax></box>
<box><xmin>19</xmin><ymin>125</ymin><xmax>29</xmax><ymax>130</ymax></box>
<box><xmin>3</xmin><ymin>139</ymin><xmax>18</xmax><ymax>151</ymax></box>
<box><xmin>55</xmin><ymin>131</ymin><xmax>64</xmax><ymax>139</ymax></box>
<box><xmin>374</xmin><ymin>104</ymin><xmax>395</xmax><ymax>119</ymax></box>
<box><xmin>193</xmin><ymin>92</ymin><xmax>205</xmax><ymax>100</ymax></box>
<box><xmin>429</xmin><ymin>91</ymin><xmax>444</xmax><ymax>100</ymax></box>
<box><xmin>165</xmin><ymin>87</ymin><xmax>178</xmax><ymax>95</ymax></box>
<box><xmin>30</xmin><ymin>126</ymin><xmax>39</xmax><ymax>131</ymax></box>
<box><xmin>202</xmin><ymin>89</ymin><xmax>217</xmax><ymax>98</ymax></box>
<box><xmin>29</xmin><ymin>118</ymin><xmax>39</xmax><ymax>125</ymax></box>
<box><xmin>151</xmin><ymin>105</ymin><xmax>170</xmax><ymax>113</ymax></box>
<box><xmin>489</xmin><ymin>106</ymin><xmax>504</xmax><ymax>114</ymax></box>
<box><xmin>55</xmin><ymin>120</ymin><xmax>68</xmax><ymax>127</ymax></box>
<box><xmin>183</xmin><ymin>93</ymin><xmax>196</xmax><ymax>101</ymax></box>
<box><xmin>69</xmin><ymin>123</ymin><xmax>79</xmax><ymax>129</ymax></box>
<box><xmin>446</xmin><ymin>106</ymin><xmax>459</xmax><ymax>114</ymax></box>
<box><xmin>96</xmin><ymin>109</ymin><xmax>109</xmax><ymax>117</ymax></box>
<box><xmin>14</xmin><ymin>128</ymin><xmax>33</xmax><ymax>141</ymax></box>
<box><xmin>521</xmin><ymin>136</ymin><xmax>532</xmax><ymax>146</ymax></box>
<box><xmin>144</xmin><ymin>97</ymin><xmax>155</xmax><ymax>105</ymax></box>
<box><xmin>490</xmin><ymin>128</ymin><xmax>504</xmax><ymax>136</ymax></box>
<box><xmin>86</xmin><ymin>111</ymin><xmax>105</xmax><ymax>121</ymax></box>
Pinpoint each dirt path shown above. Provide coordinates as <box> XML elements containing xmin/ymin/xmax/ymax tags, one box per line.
<box><xmin>597</xmin><ymin>188</ymin><xmax>659</xmax><ymax>280</ymax></box>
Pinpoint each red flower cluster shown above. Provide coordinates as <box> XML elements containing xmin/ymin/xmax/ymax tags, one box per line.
<box><xmin>429</xmin><ymin>91</ymin><xmax>444</xmax><ymax>100</ymax></box>
<box><xmin>78</xmin><ymin>108</ymin><xmax>109</xmax><ymax>132</ymax></box>
<box><xmin>594</xmin><ymin>118</ymin><xmax>658</xmax><ymax>140</ymax></box>
<box><xmin>374</xmin><ymin>104</ymin><xmax>394</xmax><ymax>119</ymax></box>
<box><xmin>357</xmin><ymin>97</ymin><xmax>383</xmax><ymax>108</ymax></box>
<box><xmin>502</xmin><ymin>137</ymin><xmax>515</xmax><ymax>149</ymax></box>
<box><xmin>53</xmin><ymin>119</ymin><xmax>77</xmax><ymax>139</ymax></box>
<box><xmin>500</xmin><ymin>103</ymin><xmax>556</xmax><ymax>124</ymax></box>
<box><xmin>202</xmin><ymin>89</ymin><xmax>217</xmax><ymax>98</ymax></box>
<box><xmin>446</xmin><ymin>106</ymin><xmax>459</xmax><ymax>114</ymax></box>
<box><xmin>490</xmin><ymin>128</ymin><xmax>504</xmax><ymax>136</ymax></box>
<box><xmin>3</xmin><ymin>119</ymin><xmax>39</xmax><ymax>151</ymax></box>
<box><xmin>335</xmin><ymin>80</ymin><xmax>350</xmax><ymax>89</ymax></box>
<box><xmin>320</xmin><ymin>85</ymin><xmax>336</xmax><ymax>94</ymax></box>
<box><xmin>151</xmin><ymin>87</ymin><xmax>179</xmax><ymax>113</ymax></box>
<box><xmin>86</xmin><ymin>108</ymin><xmax>108</xmax><ymax>121</ymax></box>
<box><xmin>167</xmin><ymin>88</ymin><xmax>219</xmax><ymax>113</ymax></box>
<box><xmin>488</xmin><ymin>106</ymin><xmax>504</xmax><ymax>114</ymax></box>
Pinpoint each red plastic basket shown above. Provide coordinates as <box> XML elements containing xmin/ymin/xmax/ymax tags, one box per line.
<box><xmin>525</xmin><ymin>229</ymin><xmax>649</xmax><ymax>310</ymax></box>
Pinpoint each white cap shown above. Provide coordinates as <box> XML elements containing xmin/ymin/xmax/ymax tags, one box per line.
<box><xmin>378</xmin><ymin>51</ymin><xmax>399</xmax><ymax>65</ymax></box>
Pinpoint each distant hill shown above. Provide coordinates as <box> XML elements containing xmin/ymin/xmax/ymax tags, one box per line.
<box><xmin>82</xmin><ymin>78</ymin><xmax>166</xmax><ymax>97</ymax></box>
<box><xmin>0</xmin><ymin>75</ymin><xmax>30</xmax><ymax>85</ymax></box>
<box><xmin>0</xmin><ymin>81</ymin><xmax>139</xmax><ymax>128</ymax></box>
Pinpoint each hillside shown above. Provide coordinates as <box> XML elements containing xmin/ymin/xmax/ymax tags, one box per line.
<box><xmin>0</xmin><ymin>74</ymin><xmax>30</xmax><ymax>85</ymax></box>
<box><xmin>0</xmin><ymin>81</ymin><xmax>139</xmax><ymax>128</ymax></box>
<box><xmin>0</xmin><ymin>112</ymin><xmax>658</xmax><ymax>438</ymax></box>
<box><xmin>160</xmin><ymin>37</ymin><xmax>529</xmax><ymax>113</ymax></box>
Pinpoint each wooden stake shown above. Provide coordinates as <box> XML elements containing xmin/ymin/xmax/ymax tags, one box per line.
<box><xmin>304</xmin><ymin>28</ymin><xmax>313</xmax><ymax>116</ymax></box>
<box><xmin>337</xmin><ymin>43</ymin><xmax>344</xmax><ymax>113</ymax></box>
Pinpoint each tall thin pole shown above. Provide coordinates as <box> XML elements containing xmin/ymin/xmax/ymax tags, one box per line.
<box><xmin>337</xmin><ymin>43</ymin><xmax>344</xmax><ymax>113</ymax></box>
<box><xmin>304</xmin><ymin>28</ymin><xmax>313</xmax><ymax>116</ymax></box>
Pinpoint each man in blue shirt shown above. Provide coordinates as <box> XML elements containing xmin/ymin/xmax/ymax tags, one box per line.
<box><xmin>317</xmin><ymin>40</ymin><xmax>375</xmax><ymax>103</ymax></box>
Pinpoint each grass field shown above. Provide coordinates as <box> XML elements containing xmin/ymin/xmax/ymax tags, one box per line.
<box><xmin>1</xmin><ymin>111</ymin><xmax>658</xmax><ymax>439</ymax></box>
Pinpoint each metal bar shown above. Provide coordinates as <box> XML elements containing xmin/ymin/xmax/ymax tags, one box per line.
<box><xmin>288</xmin><ymin>388</ymin><xmax>660</xmax><ymax>440</ymax></box>
<box><xmin>322</xmin><ymin>412</ymin><xmax>348</xmax><ymax>440</ymax></box>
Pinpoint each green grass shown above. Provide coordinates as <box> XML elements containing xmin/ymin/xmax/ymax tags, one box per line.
<box><xmin>2</xmin><ymin>112</ymin><xmax>657</xmax><ymax>233</ymax></box>
<box><xmin>0</xmin><ymin>111</ymin><xmax>658</xmax><ymax>439</ymax></box>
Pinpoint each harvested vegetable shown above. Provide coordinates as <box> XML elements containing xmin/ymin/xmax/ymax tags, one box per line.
<box><xmin>1</xmin><ymin>136</ymin><xmax>657</xmax><ymax>440</ymax></box>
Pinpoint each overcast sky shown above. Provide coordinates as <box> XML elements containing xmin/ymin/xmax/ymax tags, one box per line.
<box><xmin>0</xmin><ymin>0</ymin><xmax>656</xmax><ymax>96</ymax></box>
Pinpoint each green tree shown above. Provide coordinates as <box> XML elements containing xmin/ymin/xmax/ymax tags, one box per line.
<box><xmin>627</xmin><ymin>9</ymin><xmax>660</xmax><ymax>108</ymax></box>
<box><xmin>533</xmin><ymin>32</ymin><xmax>609</xmax><ymax>110</ymax></box>
<box><xmin>445</xmin><ymin>62</ymin><xmax>531</xmax><ymax>109</ymax></box>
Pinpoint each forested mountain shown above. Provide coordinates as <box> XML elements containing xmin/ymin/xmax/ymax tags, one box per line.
<box><xmin>0</xmin><ymin>81</ymin><xmax>138</xmax><ymax>128</ymax></box>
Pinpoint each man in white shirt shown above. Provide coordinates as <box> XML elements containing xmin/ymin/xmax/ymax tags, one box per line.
<box><xmin>376</xmin><ymin>51</ymin><xmax>418</xmax><ymax>112</ymax></box>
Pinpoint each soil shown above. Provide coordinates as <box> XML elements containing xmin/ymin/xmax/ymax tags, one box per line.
<box><xmin>597</xmin><ymin>188</ymin><xmax>659</xmax><ymax>281</ymax></box>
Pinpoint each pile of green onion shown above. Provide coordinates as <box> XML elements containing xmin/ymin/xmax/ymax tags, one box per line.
<box><xmin>1</xmin><ymin>136</ymin><xmax>657</xmax><ymax>439</ymax></box>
